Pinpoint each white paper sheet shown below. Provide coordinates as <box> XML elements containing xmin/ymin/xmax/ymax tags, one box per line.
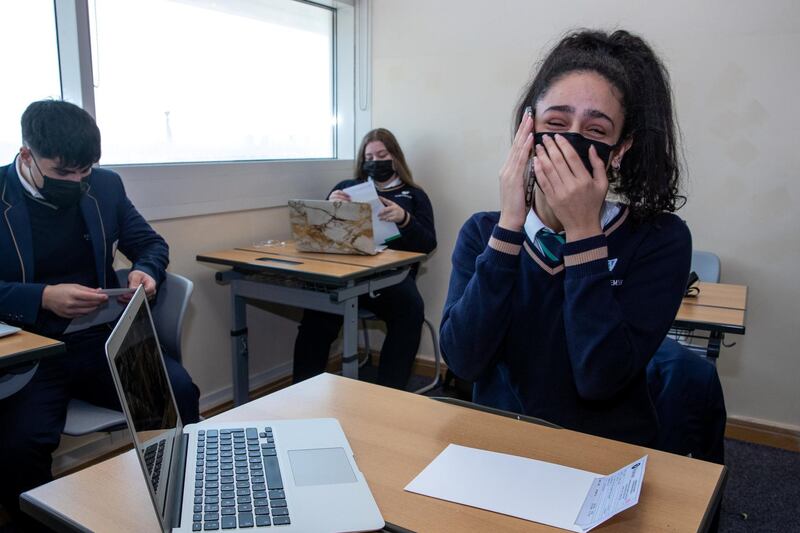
<box><xmin>341</xmin><ymin>180</ymin><xmax>400</xmax><ymax>245</ymax></box>
<box><xmin>574</xmin><ymin>455</ymin><xmax>647</xmax><ymax>530</ymax></box>
<box><xmin>404</xmin><ymin>444</ymin><xmax>647</xmax><ymax>532</ymax></box>
<box><xmin>63</xmin><ymin>298</ymin><xmax>127</xmax><ymax>334</ymax></box>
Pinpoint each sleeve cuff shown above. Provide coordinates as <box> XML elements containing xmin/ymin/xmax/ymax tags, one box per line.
<box><xmin>478</xmin><ymin>224</ymin><xmax>524</xmax><ymax>268</ymax></box>
<box><xmin>563</xmin><ymin>234</ymin><xmax>609</xmax><ymax>277</ymax></box>
<box><xmin>130</xmin><ymin>264</ymin><xmax>160</xmax><ymax>287</ymax></box>
<box><xmin>398</xmin><ymin>211</ymin><xmax>411</xmax><ymax>228</ymax></box>
<box><xmin>1</xmin><ymin>283</ymin><xmax>46</xmax><ymax>326</ymax></box>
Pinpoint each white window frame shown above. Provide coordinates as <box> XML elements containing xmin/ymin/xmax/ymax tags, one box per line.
<box><xmin>54</xmin><ymin>0</ymin><xmax>371</xmax><ymax>221</ymax></box>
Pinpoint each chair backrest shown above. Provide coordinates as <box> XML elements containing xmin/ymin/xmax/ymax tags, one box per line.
<box><xmin>116</xmin><ymin>269</ymin><xmax>193</xmax><ymax>363</ymax></box>
<box><xmin>0</xmin><ymin>363</ymin><xmax>38</xmax><ymax>400</ymax></box>
<box><xmin>690</xmin><ymin>251</ymin><xmax>721</xmax><ymax>283</ymax></box>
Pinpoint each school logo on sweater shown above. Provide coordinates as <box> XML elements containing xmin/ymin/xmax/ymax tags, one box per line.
<box><xmin>608</xmin><ymin>258</ymin><xmax>623</xmax><ymax>286</ymax></box>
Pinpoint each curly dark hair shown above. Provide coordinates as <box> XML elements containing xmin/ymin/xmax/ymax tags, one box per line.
<box><xmin>515</xmin><ymin>29</ymin><xmax>685</xmax><ymax>222</ymax></box>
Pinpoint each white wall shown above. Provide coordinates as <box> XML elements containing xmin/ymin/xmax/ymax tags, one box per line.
<box><xmin>371</xmin><ymin>0</ymin><xmax>800</xmax><ymax>427</ymax></box>
<box><xmin>149</xmin><ymin>206</ymin><xmax>302</xmax><ymax>410</ymax></box>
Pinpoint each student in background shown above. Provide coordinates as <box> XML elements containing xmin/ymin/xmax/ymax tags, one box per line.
<box><xmin>0</xmin><ymin>100</ymin><xmax>200</xmax><ymax>524</ymax></box>
<box><xmin>293</xmin><ymin>128</ymin><xmax>436</xmax><ymax>389</ymax></box>
<box><xmin>440</xmin><ymin>30</ymin><xmax>690</xmax><ymax>447</ymax></box>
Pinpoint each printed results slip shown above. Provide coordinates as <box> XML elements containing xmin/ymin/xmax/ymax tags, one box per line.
<box><xmin>405</xmin><ymin>444</ymin><xmax>647</xmax><ymax>532</ymax></box>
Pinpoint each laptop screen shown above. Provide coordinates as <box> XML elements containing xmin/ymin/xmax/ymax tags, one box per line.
<box><xmin>111</xmin><ymin>291</ymin><xmax>180</xmax><ymax>524</ymax></box>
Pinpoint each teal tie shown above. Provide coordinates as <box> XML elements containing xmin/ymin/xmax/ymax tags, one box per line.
<box><xmin>535</xmin><ymin>228</ymin><xmax>565</xmax><ymax>263</ymax></box>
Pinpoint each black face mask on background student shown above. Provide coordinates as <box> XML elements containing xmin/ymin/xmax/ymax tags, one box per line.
<box><xmin>534</xmin><ymin>132</ymin><xmax>615</xmax><ymax>174</ymax></box>
<box><xmin>362</xmin><ymin>160</ymin><xmax>395</xmax><ymax>183</ymax></box>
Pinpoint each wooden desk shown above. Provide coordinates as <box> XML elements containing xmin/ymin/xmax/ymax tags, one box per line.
<box><xmin>0</xmin><ymin>330</ymin><xmax>64</xmax><ymax>370</ymax></box>
<box><xmin>22</xmin><ymin>374</ymin><xmax>726</xmax><ymax>533</ymax></box>
<box><xmin>197</xmin><ymin>242</ymin><xmax>426</xmax><ymax>405</ymax></box>
<box><xmin>674</xmin><ymin>282</ymin><xmax>748</xmax><ymax>359</ymax></box>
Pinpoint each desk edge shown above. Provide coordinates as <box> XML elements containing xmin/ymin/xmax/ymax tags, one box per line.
<box><xmin>1</xmin><ymin>342</ymin><xmax>65</xmax><ymax>369</ymax></box>
<box><xmin>20</xmin><ymin>493</ymin><xmax>91</xmax><ymax>533</ymax></box>
<box><xmin>697</xmin><ymin>465</ymin><xmax>728</xmax><ymax>533</ymax></box>
<box><xmin>196</xmin><ymin>253</ymin><xmax>362</xmax><ymax>282</ymax></box>
<box><xmin>672</xmin><ymin>320</ymin><xmax>745</xmax><ymax>335</ymax></box>
<box><xmin>197</xmin><ymin>252</ymin><xmax>423</xmax><ymax>283</ymax></box>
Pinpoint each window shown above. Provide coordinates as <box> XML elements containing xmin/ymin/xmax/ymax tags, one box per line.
<box><xmin>0</xmin><ymin>1</ymin><xmax>61</xmax><ymax>159</ymax></box>
<box><xmin>1</xmin><ymin>0</ymin><xmax>369</xmax><ymax>220</ymax></box>
<box><xmin>88</xmin><ymin>0</ymin><xmax>335</xmax><ymax>165</ymax></box>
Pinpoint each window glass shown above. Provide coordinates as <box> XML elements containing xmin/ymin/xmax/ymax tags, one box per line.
<box><xmin>89</xmin><ymin>0</ymin><xmax>335</xmax><ymax>165</ymax></box>
<box><xmin>0</xmin><ymin>1</ymin><xmax>62</xmax><ymax>159</ymax></box>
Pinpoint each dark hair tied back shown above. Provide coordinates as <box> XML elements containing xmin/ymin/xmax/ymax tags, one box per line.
<box><xmin>516</xmin><ymin>29</ymin><xmax>685</xmax><ymax>222</ymax></box>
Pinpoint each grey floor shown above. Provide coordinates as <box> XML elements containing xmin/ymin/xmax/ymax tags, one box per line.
<box><xmin>719</xmin><ymin>439</ymin><xmax>800</xmax><ymax>532</ymax></box>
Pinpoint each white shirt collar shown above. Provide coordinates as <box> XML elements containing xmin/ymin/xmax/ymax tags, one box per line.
<box><xmin>15</xmin><ymin>155</ymin><xmax>44</xmax><ymax>199</ymax></box>
<box><xmin>524</xmin><ymin>200</ymin><xmax>622</xmax><ymax>240</ymax></box>
<box><xmin>371</xmin><ymin>176</ymin><xmax>402</xmax><ymax>190</ymax></box>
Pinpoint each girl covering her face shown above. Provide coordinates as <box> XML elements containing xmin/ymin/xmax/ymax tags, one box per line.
<box><xmin>440</xmin><ymin>29</ymin><xmax>690</xmax><ymax>448</ymax></box>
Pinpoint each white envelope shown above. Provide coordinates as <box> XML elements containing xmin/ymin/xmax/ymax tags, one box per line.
<box><xmin>405</xmin><ymin>444</ymin><xmax>647</xmax><ymax>532</ymax></box>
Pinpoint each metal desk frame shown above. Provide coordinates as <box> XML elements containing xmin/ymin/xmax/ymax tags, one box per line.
<box><xmin>670</xmin><ymin>319</ymin><xmax>745</xmax><ymax>363</ymax></box>
<box><xmin>216</xmin><ymin>266</ymin><xmax>413</xmax><ymax>406</ymax></box>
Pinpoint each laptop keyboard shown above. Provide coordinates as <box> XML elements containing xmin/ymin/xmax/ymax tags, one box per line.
<box><xmin>144</xmin><ymin>439</ymin><xmax>166</xmax><ymax>491</ymax></box>
<box><xmin>193</xmin><ymin>427</ymin><xmax>291</xmax><ymax>530</ymax></box>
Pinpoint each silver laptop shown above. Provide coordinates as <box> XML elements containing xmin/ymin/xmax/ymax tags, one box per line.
<box><xmin>288</xmin><ymin>199</ymin><xmax>385</xmax><ymax>255</ymax></box>
<box><xmin>105</xmin><ymin>286</ymin><xmax>384</xmax><ymax>532</ymax></box>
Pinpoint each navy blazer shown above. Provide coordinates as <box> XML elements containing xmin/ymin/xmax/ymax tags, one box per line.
<box><xmin>0</xmin><ymin>161</ymin><xmax>169</xmax><ymax>327</ymax></box>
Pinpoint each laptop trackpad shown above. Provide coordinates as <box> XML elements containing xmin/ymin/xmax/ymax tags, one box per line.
<box><xmin>288</xmin><ymin>448</ymin><xmax>357</xmax><ymax>486</ymax></box>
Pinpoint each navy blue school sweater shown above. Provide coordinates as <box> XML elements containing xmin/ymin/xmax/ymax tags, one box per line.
<box><xmin>440</xmin><ymin>207</ymin><xmax>691</xmax><ymax>446</ymax></box>
<box><xmin>331</xmin><ymin>179</ymin><xmax>436</xmax><ymax>255</ymax></box>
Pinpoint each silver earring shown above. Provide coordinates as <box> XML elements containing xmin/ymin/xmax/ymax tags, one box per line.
<box><xmin>610</xmin><ymin>161</ymin><xmax>621</xmax><ymax>181</ymax></box>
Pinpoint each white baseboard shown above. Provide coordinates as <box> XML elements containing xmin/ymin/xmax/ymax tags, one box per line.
<box><xmin>199</xmin><ymin>363</ymin><xmax>292</xmax><ymax>412</ymax></box>
<box><xmin>52</xmin><ymin>363</ymin><xmax>293</xmax><ymax>475</ymax></box>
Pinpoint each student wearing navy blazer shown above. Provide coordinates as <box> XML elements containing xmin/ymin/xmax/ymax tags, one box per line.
<box><xmin>0</xmin><ymin>166</ymin><xmax>167</xmax><ymax>326</ymax></box>
<box><xmin>0</xmin><ymin>100</ymin><xmax>199</xmax><ymax>523</ymax></box>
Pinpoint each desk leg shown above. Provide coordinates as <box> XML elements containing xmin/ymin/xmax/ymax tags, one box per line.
<box><xmin>341</xmin><ymin>297</ymin><xmax>359</xmax><ymax>379</ymax></box>
<box><xmin>230</xmin><ymin>285</ymin><xmax>250</xmax><ymax>406</ymax></box>
<box><xmin>706</xmin><ymin>331</ymin><xmax>722</xmax><ymax>366</ymax></box>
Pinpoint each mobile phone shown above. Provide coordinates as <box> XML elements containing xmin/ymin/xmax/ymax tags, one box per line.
<box><xmin>100</xmin><ymin>287</ymin><xmax>136</xmax><ymax>296</ymax></box>
<box><xmin>523</xmin><ymin>106</ymin><xmax>535</xmax><ymax>207</ymax></box>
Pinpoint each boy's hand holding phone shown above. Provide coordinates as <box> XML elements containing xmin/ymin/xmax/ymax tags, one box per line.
<box><xmin>118</xmin><ymin>270</ymin><xmax>157</xmax><ymax>304</ymax></box>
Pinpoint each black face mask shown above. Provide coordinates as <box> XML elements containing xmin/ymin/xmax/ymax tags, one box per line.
<box><xmin>30</xmin><ymin>154</ymin><xmax>89</xmax><ymax>209</ymax></box>
<box><xmin>39</xmin><ymin>176</ymin><xmax>89</xmax><ymax>209</ymax></box>
<box><xmin>362</xmin><ymin>159</ymin><xmax>395</xmax><ymax>183</ymax></box>
<box><xmin>534</xmin><ymin>132</ymin><xmax>615</xmax><ymax>174</ymax></box>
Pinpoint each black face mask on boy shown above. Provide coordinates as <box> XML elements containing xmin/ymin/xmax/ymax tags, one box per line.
<box><xmin>534</xmin><ymin>131</ymin><xmax>615</xmax><ymax>174</ymax></box>
<box><xmin>29</xmin><ymin>154</ymin><xmax>89</xmax><ymax>209</ymax></box>
<box><xmin>362</xmin><ymin>159</ymin><xmax>395</xmax><ymax>183</ymax></box>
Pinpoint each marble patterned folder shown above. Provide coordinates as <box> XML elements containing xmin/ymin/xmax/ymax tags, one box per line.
<box><xmin>288</xmin><ymin>199</ymin><xmax>380</xmax><ymax>255</ymax></box>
